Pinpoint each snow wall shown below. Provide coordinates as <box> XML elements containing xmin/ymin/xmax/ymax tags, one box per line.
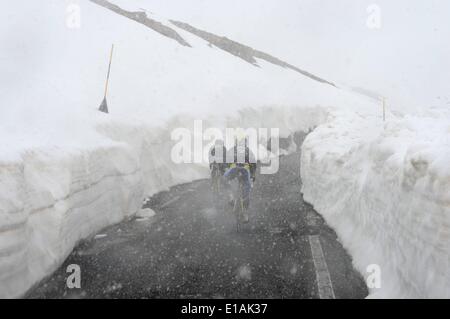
<box><xmin>301</xmin><ymin>109</ymin><xmax>450</xmax><ymax>298</ymax></box>
<box><xmin>0</xmin><ymin>106</ymin><xmax>326</xmax><ymax>298</ymax></box>
<box><xmin>1</xmin><ymin>103</ymin><xmax>448</xmax><ymax>299</ymax></box>
<box><xmin>1</xmin><ymin>0</ymin><xmax>448</xmax><ymax>300</ymax></box>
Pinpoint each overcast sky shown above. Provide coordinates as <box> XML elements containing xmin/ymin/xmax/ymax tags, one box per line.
<box><xmin>129</xmin><ymin>0</ymin><xmax>450</xmax><ymax>111</ymax></box>
<box><xmin>2</xmin><ymin>0</ymin><xmax>449</xmax><ymax>112</ymax></box>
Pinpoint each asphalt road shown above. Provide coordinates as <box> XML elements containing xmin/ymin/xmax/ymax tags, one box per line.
<box><xmin>28</xmin><ymin>152</ymin><xmax>368</xmax><ymax>299</ymax></box>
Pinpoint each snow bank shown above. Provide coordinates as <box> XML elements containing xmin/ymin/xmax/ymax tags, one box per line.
<box><xmin>0</xmin><ymin>116</ymin><xmax>206</xmax><ymax>298</ymax></box>
<box><xmin>301</xmin><ymin>109</ymin><xmax>450</xmax><ymax>298</ymax></box>
<box><xmin>2</xmin><ymin>0</ymin><xmax>351</xmax><ymax>297</ymax></box>
<box><xmin>0</xmin><ymin>103</ymin><xmax>332</xmax><ymax>298</ymax></box>
<box><xmin>2</xmin><ymin>0</ymin><xmax>447</xmax><ymax>300</ymax></box>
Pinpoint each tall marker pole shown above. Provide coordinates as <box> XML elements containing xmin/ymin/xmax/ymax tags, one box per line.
<box><xmin>99</xmin><ymin>44</ymin><xmax>114</xmax><ymax>113</ymax></box>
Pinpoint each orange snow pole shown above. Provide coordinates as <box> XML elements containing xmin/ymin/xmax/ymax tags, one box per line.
<box><xmin>104</xmin><ymin>44</ymin><xmax>114</xmax><ymax>99</ymax></box>
<box><xmin>99</xmin><ymin>44</ymin><xmax>114</xmax><ymax>114</ymax></box>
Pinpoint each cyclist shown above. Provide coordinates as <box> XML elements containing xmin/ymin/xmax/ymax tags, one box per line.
<box><xmin>208</xmin><ymin>139</ymin><xmax>227</xmax><ymax>190</ymax></box>
<box><xmin>223</xmin><ymin>137</ymin><xmax>257</xmax><ymax>223</ymax></box>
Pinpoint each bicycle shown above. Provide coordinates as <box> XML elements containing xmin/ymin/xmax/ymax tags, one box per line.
<box><xmin>229</xmin><ymin>168</ymin><xmax>249</xmax><ymax>233</ymax></box>
<box><xmin>233</xmin><ymin>182</ymin><xmax>245</xmax><ymax>232</ymax></box>
<box><xmin>211</xmin><ymin>163</ymin><xmax>222</xmax><ymax>196</ymax></box>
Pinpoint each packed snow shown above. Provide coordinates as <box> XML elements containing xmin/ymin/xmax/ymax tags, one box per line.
<box><xmin>301</xmin><ymin>109</ymin><xmax>450</xmax><ymax>298</ymax></box>
<box><xmin>0</xmin><ymin>0</ymin><xmax>358</xmax><ymax>297</ymax></box>
<box><xmin>0</xmin><ymin>0</ymin><xmax>448</xmax><ymax>298</ymax></box>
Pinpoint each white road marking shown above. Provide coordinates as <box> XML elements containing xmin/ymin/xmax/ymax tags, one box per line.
<box><xmin>160</xmin><ymin>196</ymin><xmax>180</xmax><ymax>209</ymax></box>
<box><xmin>269</xmin><ymin>227</ymin><xmax>282</xmax><ymax>234</ymax></box>
<box><xmin>178</xmin><ymin>189</ymin><xmax>195</xmax><ymax>196</ymax></box>
<box><xmin>308</xmin><ymin>235</ymin><xmax>336</xmax><ymax>299</ymax></box>
<box><xmin>306</xmin><ymin>211</ymin><xmax>321</xmax><ymax>226</ymax></box>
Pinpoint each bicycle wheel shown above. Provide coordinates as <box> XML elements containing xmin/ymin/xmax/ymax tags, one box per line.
<box><xmin>234</xmin><ymin>181</ymin><xmax>245</xmax><ymax>232</ymax></box>
<box><xmin>232</xmin><ymin>197</ymin><xmax>239</xmax><ymax>232</ymax></box>
<box><xmin>237</xmin><ymin>198</ymin><xmax>245</xmax><ymax>232</ymax></box>
<box><xmin>228</xmin><ymin>175</ymin><xmax>245</xmax><ymax>232</ymax></box>
<box><xmin>210</xmin><ymin>166</ymin><xmax>220</xmax><ymax>195</ymax></box>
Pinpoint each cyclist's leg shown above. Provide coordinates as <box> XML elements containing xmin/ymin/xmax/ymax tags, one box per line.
<box><xmin>219</xmin><ymin>163</ymin><xmax>226</xmax><ymax>176</ymax></box>
<box><xmin>223</xmin><ymin>166</ymin><xmax>238</xmax><ymax>204</ymax></box>
<box><xmin>210</xmin><ymin>164</ymin><xmax>217</xmax><ymax>188</ymax></box>
<box><xmin>237</xmin><ymin>167</ymin><xmax>251</xmax><ymax>223</ymax></box>
<box><xmin>242</xmin><ymin>169</ymin><xmax>251</xmax><ymax>209</ymax></box>
<box><xmin>215</xmin><ymin>164</ymin><xmax>225</xmax><ymax>193</ymax></box>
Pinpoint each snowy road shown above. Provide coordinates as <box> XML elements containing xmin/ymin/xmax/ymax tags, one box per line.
<box><xmin>28</xmin><ymin>152</ymin><xmax>367</xmax><ymax>299</ymax></box>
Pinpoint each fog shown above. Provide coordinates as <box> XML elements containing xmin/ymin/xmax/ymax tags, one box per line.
<box><xmin>132</xmin><ymin>0</ymin><xmax>450</xmax><ymax>111</ymax></box>
<box><xmin>3</xmin><ymin>0</ymin><xmax>450</xmax><ymax>112</ymax></box>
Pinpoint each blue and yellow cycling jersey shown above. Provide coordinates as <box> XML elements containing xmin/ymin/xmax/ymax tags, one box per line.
<box><xmin>229</xmin><ymin>163</ymin><xmax>250</xmax><ymax>170</ymax></box>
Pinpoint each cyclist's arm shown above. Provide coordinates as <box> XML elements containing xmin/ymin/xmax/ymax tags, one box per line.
<box><xmin>248</xmin><ymin>150</ymin><xmax>257</xmax><ymax>180</ymax></box>
<box><xmin>250</xmin><ymin>163</ymin><xmax>256</xmax><ymax>181</ymax></box>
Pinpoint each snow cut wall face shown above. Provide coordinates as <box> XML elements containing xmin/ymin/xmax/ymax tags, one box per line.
<box><xmin>0</xmin><ymin>142</ymin><xmax>144</xmax><ymax>297</ymax></box>
<box><xmin>301</xmin><ymin>110</ymin><xmax>450</xmax><ymax>298</ymax></box>
<box><xmin>0</xmin><ymin>119</ymin><xmax>206</xmax><ymax>298</ymax></box>
<box><xmin>0</xmin><ymin>0</ymin><xmax>354</xmax><ymax>298</ymax></box>
<box><xmin>0</xmin><ymin>106</ymin><xmax>326</xmax><ymax>298</ymax></box>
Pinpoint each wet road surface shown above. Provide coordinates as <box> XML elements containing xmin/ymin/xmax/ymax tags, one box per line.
<box><xmin>28</xmin><ymin>152</ymin><xmax>368</xmax><ymax>299</ymax></box>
